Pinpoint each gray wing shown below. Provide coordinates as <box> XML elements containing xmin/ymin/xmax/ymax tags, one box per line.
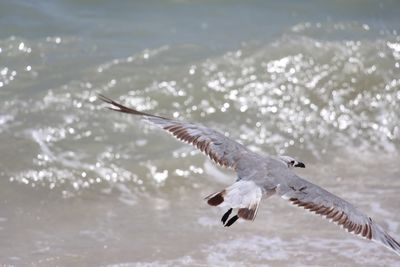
<box><xmin>279</xmin><ymin>174</ymin><xmax>400</xmax><ymax>255</ymax></box>
<box><xmin>99</xmin><ymin>94</ymin><xmax>250</xmax><ymax>169</ymax></box>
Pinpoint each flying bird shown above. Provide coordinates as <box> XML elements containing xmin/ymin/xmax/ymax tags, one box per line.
<box><xmin>99</xmin><ymin>94</ymin><xmax>400</xmax><ymax>256</ymax></box>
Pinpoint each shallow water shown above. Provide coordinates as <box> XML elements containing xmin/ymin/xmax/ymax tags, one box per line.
<box><xmin>1</xmin><ymin>1</ymin><xmax>400</xmax><ymax>266</ymax></box>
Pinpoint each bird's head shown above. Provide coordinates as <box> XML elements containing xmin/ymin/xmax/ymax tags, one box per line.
<box><xmin>279</xmin><ymin>155</ymin><xmax>305</xmax><ymax>169</ymax></box>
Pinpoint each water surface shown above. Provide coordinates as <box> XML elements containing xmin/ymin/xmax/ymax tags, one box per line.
<box><xmin>1</xmin><ymin>1</ymin><xmax>400</xmax><ymax>266</ymax></box>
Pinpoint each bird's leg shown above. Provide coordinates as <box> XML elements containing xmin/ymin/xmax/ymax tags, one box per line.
<box><xmin>220</xmin><ymin>208</ymin><xmax>240</xmax><ymax>227</ymax></box>
<box><xmin>224</xmin><ymin>215</ymin><xmax>239</xmax><ymax>227</ymax></box>
<box><xmin>221</xmin><ymin>208</ymin><xmax>233</xmax><ymax>224</ymax></box>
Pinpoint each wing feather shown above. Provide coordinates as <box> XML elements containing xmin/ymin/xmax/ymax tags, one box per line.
<box><xmin>99</xmin><ymin>94</ymin><xmax>249</xmax><ymax>169</ymax></box>
<box><xmin>279</xmin><ymin>176</ymin><xmax>400</xmax><ymax>255</ymax></box>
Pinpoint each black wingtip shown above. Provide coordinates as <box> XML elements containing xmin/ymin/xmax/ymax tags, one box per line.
<box><xmin>97</xmin><ymin>93</ymin><xmax>113</xmax><ymax>104</ymax></box>
<box><xmin>97</xmin><ymin>94</ymin><xmax>144</xmax><ymax>115</ymax></box>
<box><xmin>98</xmin><ymin>93</ymin><xmax>168</xmax><ymax>119</ymax></box>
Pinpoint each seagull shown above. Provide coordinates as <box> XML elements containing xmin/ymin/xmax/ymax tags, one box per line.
<box><xmin>99</xmin><ymin>94</ymin><xmax>400</xmax><ymax>256</ymax></box>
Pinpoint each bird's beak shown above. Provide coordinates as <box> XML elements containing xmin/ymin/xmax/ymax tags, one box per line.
<box><xmin>295</xmin><ymin>162</ymin><xmax>306</xmax><ymax>168</ymax></box>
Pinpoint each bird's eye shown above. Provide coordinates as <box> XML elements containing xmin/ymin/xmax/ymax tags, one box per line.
<box><xmin>290</xmin><ymin>160</ymin><xmax>295</xmax><ymax>165</ymax></box>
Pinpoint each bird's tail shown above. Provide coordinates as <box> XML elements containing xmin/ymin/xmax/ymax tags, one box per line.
<box><xmin>205</xmin><ymin>180</ymin><xmax>262</xmax><ymax>221</ymax></box>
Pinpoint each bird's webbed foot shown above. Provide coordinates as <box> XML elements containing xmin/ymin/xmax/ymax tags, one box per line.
<box><xmin>221</xmin><ymin>208</ymin><xmax>239</xmax><ymax>227</ymax></box>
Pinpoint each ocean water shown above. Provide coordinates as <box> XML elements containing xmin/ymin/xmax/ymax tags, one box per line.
<box><xmin>1</xmin><ymin>1</ymin><xmax>400</xmax><ymax>266</ymax></box>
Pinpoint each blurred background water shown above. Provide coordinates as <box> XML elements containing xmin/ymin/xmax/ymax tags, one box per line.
<box><xmin>1</xmin><ymin>0</ymin><xmax>400</xmax><ymax>266</ymax></box>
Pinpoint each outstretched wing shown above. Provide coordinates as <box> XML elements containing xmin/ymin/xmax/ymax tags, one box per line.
<box><xmin>99</xmin><ymin>94</ymin><xmax>250</xmax><ymax>169</ymax></box>
<box><xmin>279</xmin><ymin>175</ymin><xmax>400</xmax><ymax>255</ymax></box>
